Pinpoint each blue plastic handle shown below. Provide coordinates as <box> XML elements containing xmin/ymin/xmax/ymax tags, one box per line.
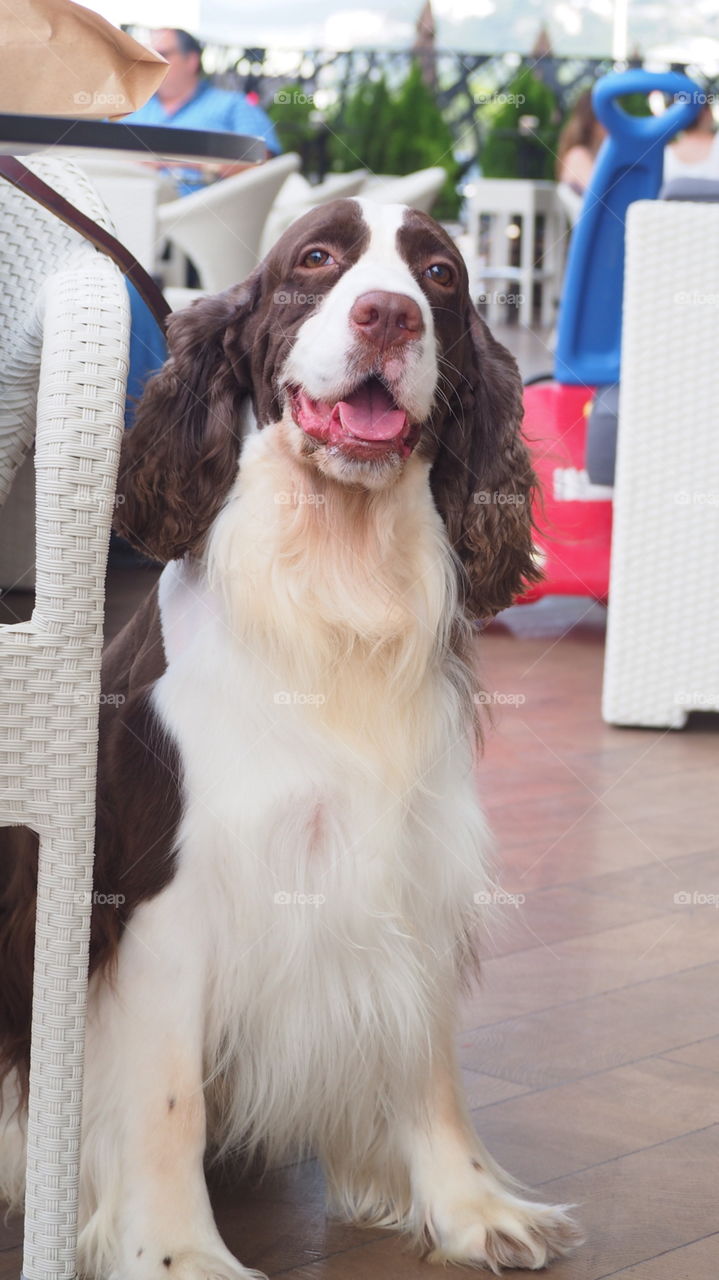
<box><xmin>554</xmin><ymin>70</ymin><xmax>701</xmax><ymax>386</ymax></box>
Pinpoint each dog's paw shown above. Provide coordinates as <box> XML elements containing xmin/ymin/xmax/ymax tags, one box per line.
<box><xmin>427</xmin><ymin>1192</ymin><xmax>582</xmax><ymax>1272</ymax></box>
<box><xmin>112</xmin><ymin>1246</ymin><xmax>265</xmax><ymax>1280</ymax></box>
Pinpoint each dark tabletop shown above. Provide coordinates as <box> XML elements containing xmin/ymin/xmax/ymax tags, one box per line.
<box><xmin>0</xmin><ymin>113</ymin><xmax>266</xmax><ymax>167</ymax></box>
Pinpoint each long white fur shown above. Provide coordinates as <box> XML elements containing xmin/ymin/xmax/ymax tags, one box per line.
<box><xmin>66</xmin><ymin>426</ymin><xmax>492</xmax><ymax>1279</ymax></box>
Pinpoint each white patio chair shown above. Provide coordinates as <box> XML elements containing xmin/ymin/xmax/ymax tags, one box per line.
<box><xmin>70</xmin><ymin>154</ymin><xmax>163</xmax><ymax>272</ymax></box>
<box><xmin>556</xmin><ymin>179</ymin><xmax>584</xmax><ymax>227</ymax></box>
<box><xmin>157</xmin><ymin>152</ymin><xmax>300</xmax><ymax>292</ymax></box>
<box><xmin>259</xmin><ymin>168</ymin><xmax>368</xmax><ymax>256</ymax></box>
<box><xmin>463</xmin><ymin>178</ymin><xmax>566</xmax><ymax>327</ymax></box>
<box><xmin>603</xmin><ymin>200</ymin><xmax>719</xmax><ymax>726</ymax></box>
<box><xmin>360</xmin><ymin>166</ymin><xmax>447</xmax><ymax>213</ymax></box>
<box><xmin>314</xmin><ymin>168</ymin><xmax>368</xmax><ymax>196</ymax></box>
<box><xmin>0</xmin><ymin>155</ymin><xmax>130</xmax><ymax>1278</ymax></box>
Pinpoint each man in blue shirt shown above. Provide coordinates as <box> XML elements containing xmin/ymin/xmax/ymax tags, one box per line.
<box><xmin>124</xmin><ymin>28</ymin><xmax>281</xmax><ymax>195</ymax></box>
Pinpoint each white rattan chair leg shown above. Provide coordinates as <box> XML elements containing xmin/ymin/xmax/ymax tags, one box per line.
<box><xmin>21</xmin><ymin>827</ymin><xmax>95</xmax><ymax>1280</ymax></box>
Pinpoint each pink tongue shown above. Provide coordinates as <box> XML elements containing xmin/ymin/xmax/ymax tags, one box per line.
<box><xmin>332</xmin><ymin>381</ymin><xmax>407</xmax><ymax>442</ymax></box>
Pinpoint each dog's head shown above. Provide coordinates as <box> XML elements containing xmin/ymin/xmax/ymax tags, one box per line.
<box><xmin>117</xmin><ymin>198</ymin><xmax>540</xmax><ymax>618</ymax></box>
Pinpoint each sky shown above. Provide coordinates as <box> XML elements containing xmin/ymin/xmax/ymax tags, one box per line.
<box><xmin>85</xmin><ymin>0</ymin><xmax>719</xmax><ymax>64</ymax></box>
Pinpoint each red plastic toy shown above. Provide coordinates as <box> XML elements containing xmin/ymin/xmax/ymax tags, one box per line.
<box><xmin>520</xmin><ymin>382</ymin><xmax>612</xmax><ymax>604</ymax></box>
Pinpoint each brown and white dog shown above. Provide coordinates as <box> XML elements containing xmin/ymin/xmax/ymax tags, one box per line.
<box><xmin>0</xmin><ymin>200</ymin><xmax>580</xmax><ymax>1277</ymax></box>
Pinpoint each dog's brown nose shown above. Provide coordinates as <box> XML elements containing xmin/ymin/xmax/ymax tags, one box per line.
<box><xmin>349</xmin><ymin>291</ymin><xmax>423</xmax><ymax>349</ymax></box>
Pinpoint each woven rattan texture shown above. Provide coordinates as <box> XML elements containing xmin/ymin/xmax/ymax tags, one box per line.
<box><xmin>603</xmin><ymin>200</ymin><xmax>719</xmax><ymax>727</ymax></box>
<box><xmin>0</xmin><ymin>157</ymin><xmax>130</xmax><ymax>1278</ymax></box>
<box><xmin>0</xmin><ymin>159</ymin><xmax>116</xmax><ymax>506</ymax></box>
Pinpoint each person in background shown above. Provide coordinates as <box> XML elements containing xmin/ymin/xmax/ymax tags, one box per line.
<box><xmin>556</xmin><ymin>89</ymin><xmax>606</xmax><ymax>195</ymax></box>
<box><xmin>124</xmin><ymin>28</ymin><xmax>281</xmax><ymax>194</ymax></box>
<box><xmin>664</xmin><ymin>101</ymin><xmax>719</xmax><ymax>182</ymax></box>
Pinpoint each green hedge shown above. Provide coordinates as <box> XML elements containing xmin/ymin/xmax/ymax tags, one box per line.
<box><xmin>480</xmin><ymin>69</ymin><xmax>560</xmax><ymax>179</ymax></box>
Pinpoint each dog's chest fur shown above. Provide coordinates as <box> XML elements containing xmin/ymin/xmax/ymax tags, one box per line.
<box><xmin>142</xmin><ymin>423</ymin><xmax>490</xmax><ymax>1163</ymax></box>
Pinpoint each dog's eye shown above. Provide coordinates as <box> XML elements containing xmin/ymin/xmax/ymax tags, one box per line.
<box><xmin>301</xmin><ymin>248</ymin><xmax>336</xmax><ymax>269</ymax></box>
<box><xmin>425</xmin><ymin>262</ymin><xmax>454</xmax><ymax>286</ymax></box>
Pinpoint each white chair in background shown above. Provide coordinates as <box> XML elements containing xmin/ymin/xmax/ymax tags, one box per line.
<box><xmin>70</xmin><ymin>154</ymin><xmax>163</xmax><ymax>273</ymax></box>
<box><xmin>361</xmin><ymin>166</ymin><xmax>446</xmax><ymax>213</ymax></box>
<box><xmin>163</xmin><ymin>285</ymin><xmax>211</xmax><ymax>311</ymax></box>
<box><xmin>315</xmin><ymin>168</ymin><xmax>368</xmax><ymax>196</ymax></box>
<box><xmin>464</xmin><ymin>178</ymin><xmax>566</xmax><ymax>327</ymax></box>
<box><xmin>157</xmin><ymin>152</ymin><xmax>300</xmax><ymax>292</ymax></box>
<box><xmin>556</xmin><ymin>179</ymin><xmax>584</xmax><ymax>227</ymax></box>
<box><xmin>259</xmin><ymin>168</ymin><xmax>367</xmax><ymax>256</ymax></box>
<box><xmin>0</xmin><ymin>156</ymin><xmax>129</xmax><ymax>1279</ymax></box>
<box><xmin>603</xmin><ymin>200</ymin><xmax>719</xmax><ymax>727</ymax></box>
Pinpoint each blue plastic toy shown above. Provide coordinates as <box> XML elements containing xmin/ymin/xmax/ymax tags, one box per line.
<box><xmin>554</xmin><ymin>70</ymin><xmax>701</xmax><ymax>385</ymax></box>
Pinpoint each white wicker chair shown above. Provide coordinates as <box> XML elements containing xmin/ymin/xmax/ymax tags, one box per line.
<box><xmin>603</xmin><ymin>200</ymin><xmax>719</xmax><ymax>726</ymax></box>
<box><xmin>0</xmin><ymin>156</ymin><xmax>130</xmax><ymax>1278</ymax></box>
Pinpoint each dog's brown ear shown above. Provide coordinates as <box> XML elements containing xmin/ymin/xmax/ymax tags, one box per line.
<box><xmin>115</xmin><ymin>275</ymin><xmax>263</xmax><ymax>563</ymax></box>
<box><xmin>430</xmin><ymin>307</ymin><xmax>541</xmax><ymax>620</ymax></box>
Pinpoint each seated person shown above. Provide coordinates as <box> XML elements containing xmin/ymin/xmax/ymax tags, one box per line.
<box><xmin>556</xmin><ymin>89</ymin><xmax>606</xmax><ymax>194</ymax></box>
<box><xmin>124</xmin><ymin>28</ymin><xmax>281</xmax><ymax>195</ymax></box>
<box><xmin>664</xmin><ymin>102</ymin><xmax>719</xmax><ymax>182</ymax></box>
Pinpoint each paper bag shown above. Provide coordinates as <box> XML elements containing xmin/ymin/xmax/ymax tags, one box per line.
<box><xmin>0</xmin><ymin>0</ymin><xmax>167</xmax><ymax>119</ymax></box>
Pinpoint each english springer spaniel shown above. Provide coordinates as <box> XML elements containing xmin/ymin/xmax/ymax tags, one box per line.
<box><xmin>0</xmin><ymin>199</ymin><xmax>580</xmax><ymax>1277</ymax></box>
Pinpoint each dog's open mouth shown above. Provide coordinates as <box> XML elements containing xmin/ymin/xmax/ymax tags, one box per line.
<box><xmin>289</xmin><ymin>376</ymin><xmax>420</xmax><ymax>459</ymax></box>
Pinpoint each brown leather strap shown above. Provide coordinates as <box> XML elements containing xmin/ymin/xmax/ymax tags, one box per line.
<box><xmin>0</xmin><ymin>154</ymin><xmax>171</xmax><ymax>330</ymax></box>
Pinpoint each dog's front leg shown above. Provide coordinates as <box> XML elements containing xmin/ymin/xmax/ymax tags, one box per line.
<box><xmin>79</xmin><ymin>890</ymin><xmax>260</xmax><ymax>1280</ymax></box>
<box><xmin>403</xmin><ymin>1032</ymin><xmax>582</xmax><ymax>1272</ymax></box>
